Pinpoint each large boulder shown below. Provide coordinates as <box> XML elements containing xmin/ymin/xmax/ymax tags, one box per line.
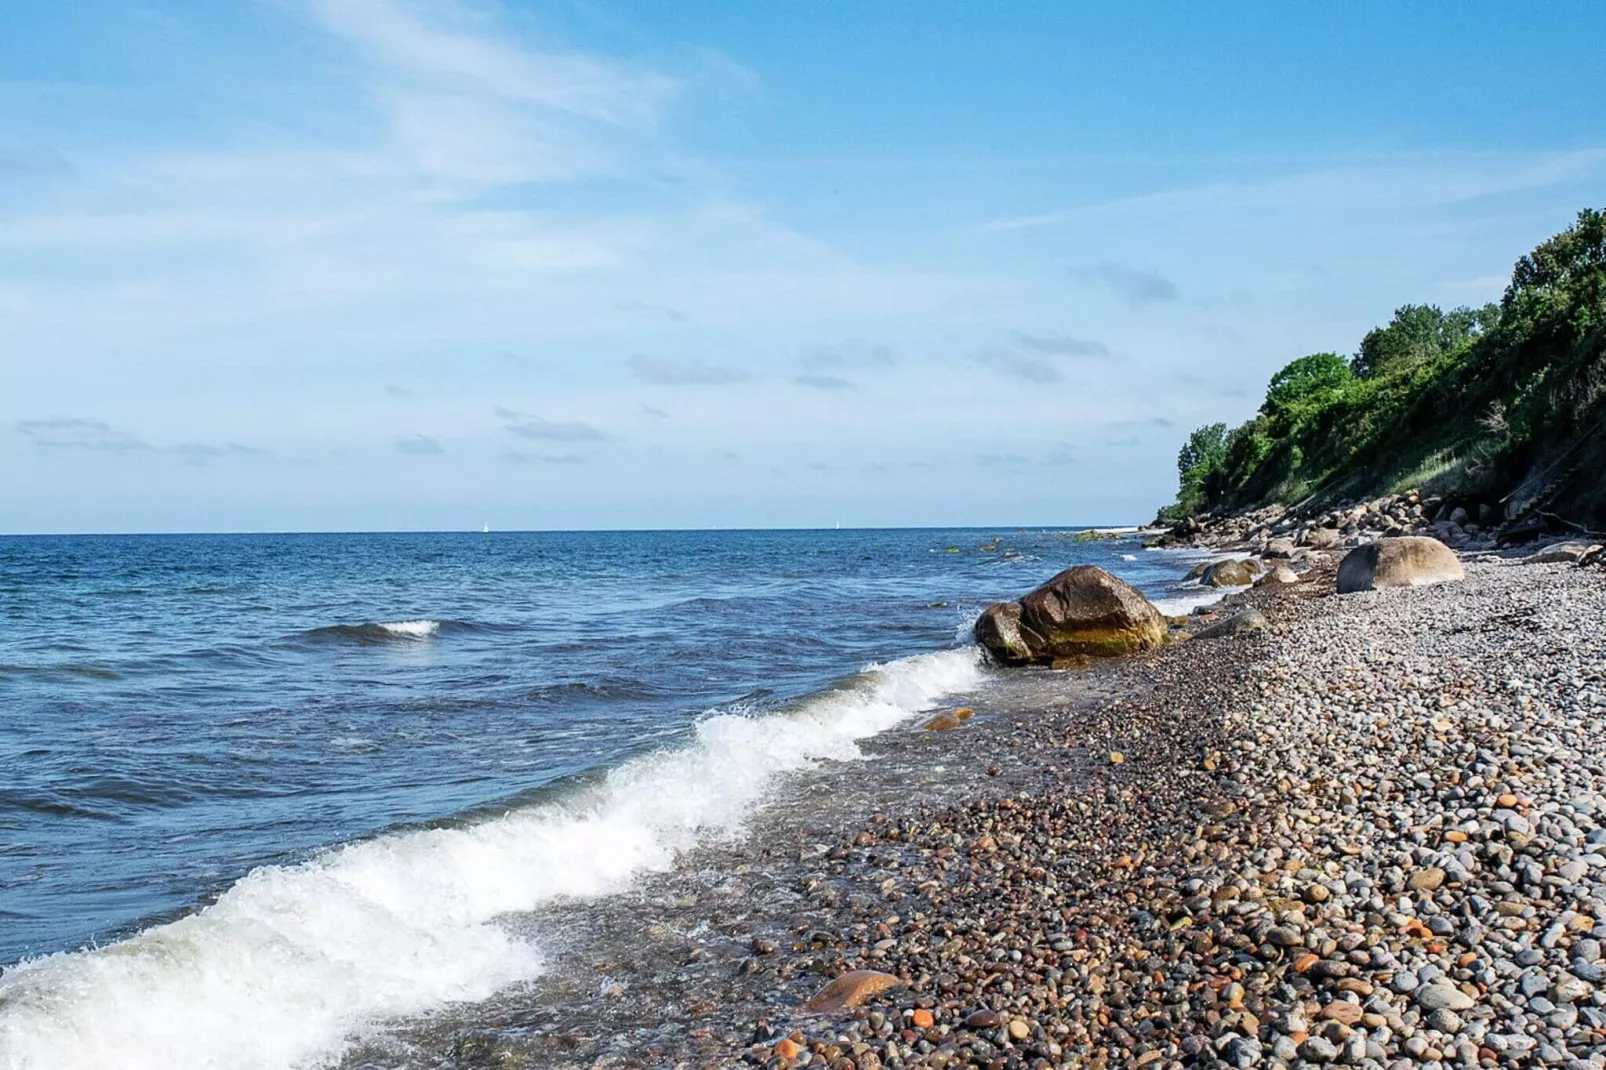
<box><xmin>973</xmin><ymin>566</ymin><xmax>1164</xmax><ymax>664</ymax></box>
<box><xmin>1204</xmin><ymin>559</ymin><xmax>1256</xmax><ymax>587</ymax></box>
<box><xmin>1336</xmin><ymin>537</ymin><xmax>1464</xmax><ymax>594</ymax></box>
<box><xmin>973</xmin><ymin>602</ymin><xmax>1040</xmax><ymax>666</ymax></box>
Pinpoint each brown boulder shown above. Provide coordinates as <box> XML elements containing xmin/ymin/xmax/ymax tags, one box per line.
<box><xmin>922</xmin><ymin>711</ymin><xmax>963</xmax><ymax>731</ymax></box>
<box><xmin>1336</xmin><ymin>537</ymin><xmax>1464</xmax><ymax>594</ymax></box>
<box><xmin>1204</xmin><ymin>559</ymin><xmax>1256</xmax><ymax>587</ymax></box>
<box><xmin>803</xmin><ymin>969</ymin><xmax>904</xmax><ymax>1012</ymax></box>
<box><xmin>1015</xmin><ymin>565</ymin><xmax>1166</xmax><ymax>659</ymax></box>
<box><xmin>1264</xmin><ymin>538</ymin><xmax>1296</xmax><ymax>559</ymax></box>
<box><xmin>972</xmin><ymin>601</ymin><xmax>1041</xmax><ymax>665</ymax></box>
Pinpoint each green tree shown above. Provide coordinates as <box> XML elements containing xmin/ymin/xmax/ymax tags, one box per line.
<box><xmin>1177</xmin><ymin>422</ymin><xmax>1227</xmax><ymax>479</ymax></box>
<box><xmin>1262</xmin><ymin>353</ymin><xmax>1353</xmax><ymax>418</ymax></box>
<box><xmin>1353</xmin><ymin>304</ymin><xmax>1494</xmax><ymax>380</ymax></box>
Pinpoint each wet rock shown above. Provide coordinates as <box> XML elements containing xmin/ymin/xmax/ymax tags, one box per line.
<box><xmin>972</xmin><ymin>602</ymin><xmax>1039</xmax><ymax>666</ymax></box>
<box><xmin>1204</xmin><ymin>560</ymin><xmax>1256</xmax><ymax>587</ymax></box>
<box><xmin>975</xmin><ymin>565</ymin><xmax>1165</xmax><ymax>664</ymax></box>
<box><xmin>803</xmin><ymin>970</ymin><xmax>905</xmax><ymax>1012</ymax></box>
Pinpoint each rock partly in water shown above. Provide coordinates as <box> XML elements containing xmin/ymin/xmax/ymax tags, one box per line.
<box><xmin>922</xmin><ymin>711</ymin><xmax>964</xmax><ymax>731</ymax></box>
<box><xmin>972</xmin><ymin>602</ymin><xmax>1040</xmax><ymax>666</ymax></box>
<box><xmin>1204</xmin><ymin>559</ymin><xmax>1257</xmax><ymax>587</ymax></box>
<box><xmin>1015</xmin><ymin>566</ymin><xmax>1166</xmax><ymax>660</ymax></box>
<box><xmin>1336</xmin><ymin>536</ymin><xmax>1464</xmax><ymax>594</ymax></box>
<box><xmin>974</xmin><ymin>566</ymin><xmax>1165</xmax><ymax>664</ymax></box>
<box><xmin>803</xmin><ymin>970</ymin><xmax>904</xmax><ymax>1012</ymax></box>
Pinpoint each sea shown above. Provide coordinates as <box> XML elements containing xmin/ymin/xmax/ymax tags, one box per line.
<box><xmin>0</xmin><ymin>528</ymin><xmax>1221</xmax><ymax>1069</ymax></box>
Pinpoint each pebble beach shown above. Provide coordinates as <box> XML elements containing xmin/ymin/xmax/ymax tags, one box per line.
<box><xmin>428</xmin><ymin>549</ymin><xmax>1606</xmax><ymax>1070</ymax></box>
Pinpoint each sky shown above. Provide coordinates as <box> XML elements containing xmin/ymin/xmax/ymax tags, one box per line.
<box><xmin>2</xmin><ymin>1</ymin><xmax>1604</xmax><ymax>533</ymax></box>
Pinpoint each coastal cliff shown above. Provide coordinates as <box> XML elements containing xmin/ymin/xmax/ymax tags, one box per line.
<box><xmin>1155</xmin><ymin>208</ymin><xmax>1606</xmax><ymax>545</ymax></box>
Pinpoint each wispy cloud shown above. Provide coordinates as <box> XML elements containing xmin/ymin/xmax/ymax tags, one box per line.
<box><xmin>628</xmin><ymin>354</ymin><xmax>754</xmax><ymax>386</ymax></box>
<box><xmin>802</xmin><ymin>341</ymin><xmax>894</xmax><ymax>370</ymax></box>
<box><xmin>503</xmin><ymin>450</ymin><xmax>586</xmax><ymax>464</ymax></box>
<box><xmin>640</xmin><ymin>404</ymin><xmax>671</xmax><ymax>419</ymax></box>
<box><xmin>974</xmin><ymin>348</ymin><xmax>1063</xmax><ymax>383</ymax></box>
<box><xmin>982</xmin><ymin>150</ymin><xmax>1606</xmax><ymax>234</ymax></box>
<box><xmin>16</xmin><ymin>418</ymin><xmax>264</xmax><ymax>464</ymax></box>
<box><xmin>1013</xmin><ymin>332</ymin><xmax>1110</xmax><ymax>357</ymax></box>
<box><xmin>385</xmin><ymin>384</ymin><xmax>417</xmax><ymax>399</ymax></box>
<box><xmin>168</xmin><ymin>443</ymin><xmax>269</xmax><ymax>465</ymax></box>
<box><xmin>395</xmin><ymin>433</ymin><xmax>443</xmax><ymax>454</ymax></box>
<box><xmin>17</xmin><ymin>418</ymin><xmax>151</xmax><ymax>453</ymax></box>
<box><xmin>1072</xmin><ymin>262</ymin><xmax>1180</xmax><ymax>308</ymax></box>
<box><xmin>308</xmin><ymin>0</ymin><xmax>678</xmax><ymax>183</ymax></box>
<box><xmin>494</xmin><ymin>406</ymin><xmax>604</xmax><ymax>440</ymax></box>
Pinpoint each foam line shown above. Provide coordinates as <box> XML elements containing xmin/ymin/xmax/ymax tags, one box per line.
<box><xmin>0</xmin><ymin>647</ymin><xmax>984</xmax><ymax>1070</ymax></box>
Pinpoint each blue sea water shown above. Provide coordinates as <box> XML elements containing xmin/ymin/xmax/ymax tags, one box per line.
<box><xmin>0</xmin><ymin>528</ymin><xmax>1211</xmax><ymax>1069</ymax></box>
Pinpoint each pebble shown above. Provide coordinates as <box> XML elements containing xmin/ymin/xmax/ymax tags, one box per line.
<box><xmin>585</xmin><ymin>555</ymin><xmax>1606</xmax><ymax>1070</ymax></box>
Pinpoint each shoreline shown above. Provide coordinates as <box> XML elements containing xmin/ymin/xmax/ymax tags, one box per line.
<box><xmin>365</xmin><ymin>549</ymin><xmax>1606</xmax><ymax>1069</ymax></box>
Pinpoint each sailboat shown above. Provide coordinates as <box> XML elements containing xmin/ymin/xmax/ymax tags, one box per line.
<box><xmin>482</xmin><ymin>522</ymin><xmax>490</xmax><ymax>534</ymax></box>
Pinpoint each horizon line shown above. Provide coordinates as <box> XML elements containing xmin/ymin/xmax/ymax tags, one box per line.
<box><xmin>0</xmin><ymin>522</ymin><xmax>1152</xmax><ymax>538</ymax></box>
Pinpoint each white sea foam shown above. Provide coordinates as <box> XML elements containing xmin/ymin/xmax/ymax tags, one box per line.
<box><xmin>1120</xmin><ymin>553</ymin><xmax>1138</xmax><ymax>561</ymax></box>
<box><xmin>378</xmin><ymin>619</ymin><xmax>439</xmax><ymax>639</ymax></box>
<box><xmin>0</xmin><ymin>647</ymin><xmax>984</xmax><ymax>1070</ymax></box>
<box><xmin>1150</xmin><ymin>588</ymin><xmax>1230</xmax><ymax>617</ymax></box>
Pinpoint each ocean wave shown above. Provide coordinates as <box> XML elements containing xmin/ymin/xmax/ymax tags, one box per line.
<box><xmin>294</xmin><ymin>619</ymin><xmax>478</xmax><ymax>645</ymax></box>
<box><xmin>0</xmin><ymin>647</ymin><xmax>986</xmax><ymax>1070</ymax></box>
<box><xmin>1150</xmin><ymin>587</ymin><xmax>1230</xmax><ymax>617</ymax></box>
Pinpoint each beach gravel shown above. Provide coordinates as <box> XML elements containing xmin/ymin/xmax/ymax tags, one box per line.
<box><xmin>721</xmin><ymin>555</ymin><xmax>1606</xmax><ymax>1070</ymax></box>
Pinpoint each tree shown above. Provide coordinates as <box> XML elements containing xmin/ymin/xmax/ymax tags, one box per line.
<box><xmin>1262</xmin><ymin>353</ymin><xmax>1353</xmax><ymax>417</ymax></box>
<box><xmin>1177</xmin><ymin>422</ymin><xmax>1227</xmax><ymax>479</ymax></box>
<box><xmin>1352</xmin><ymin>304</ymin><xmax>1494</xmax><ymax>380</ymax></box>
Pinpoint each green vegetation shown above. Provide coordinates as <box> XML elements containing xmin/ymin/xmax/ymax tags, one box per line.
<box><xmin>1157</xmin><ymin>208</ymin><xmax>1606</xmax><ymax>526</ymax></box>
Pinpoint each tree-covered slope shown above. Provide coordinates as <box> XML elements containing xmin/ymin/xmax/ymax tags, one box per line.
<box><xmin>1159</xmin><ymin>208</ymin><xmax>1606</xmax><ymax>532</ymax></box>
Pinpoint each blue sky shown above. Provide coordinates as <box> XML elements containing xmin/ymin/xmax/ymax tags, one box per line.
<box><xmin>3</xmin><ymin>1</ymin><xmax>1603</xmax><ymax>532</ymax></box>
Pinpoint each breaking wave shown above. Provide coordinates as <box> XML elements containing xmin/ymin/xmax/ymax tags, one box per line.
<box><xmin>0</xmin><ymin>647</ymin><xmax>985</xmax><ymax>1070</ymax></box>
<box><xmin>294</xmin><ymin>619</ymin><xmax>478</xmax><ymax>645</ymax></box>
